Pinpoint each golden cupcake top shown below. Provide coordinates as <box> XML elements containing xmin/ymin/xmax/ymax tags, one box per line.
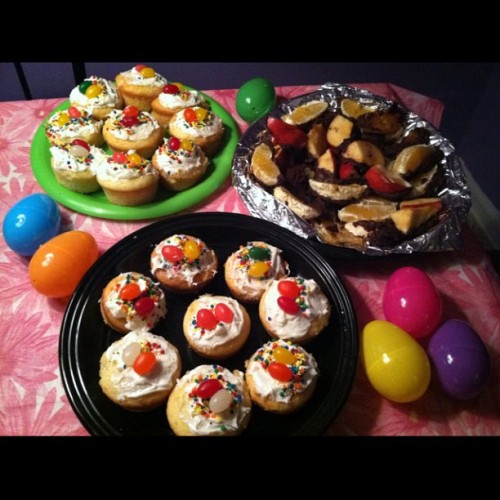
<box><xmin>158</xmin><ymin>82</ymin><xmax>204</xmax><ymax>109</ymax></box>
<box><xmin>97</xmin><ymin>150</ymin><xmax>156</xmax><ymax>180</ymax></box>
<box><xmin>118</xmin><ymin>65</ymin><xmax>168</xmax><ymax>88</ymax></box>
<box><xmin>105</xmin><ymin>106</ymin><xmax>160</xmax><ymax>140</ymax></box>
<box><xmin>154</xmin><ymin>136</ymin><xmax>205</xmax><ymax>172</ymax></box>
<box><xmin>69</xmin><ymin>76</ymin><xmax>121</xmax><ymax>110</ymax></box>
<box><xmin>49</xmin><ymin>139</ymin><xmax>107</xmax><ymax>172</ymax></box>
<box><xmin>169</xmin><ymin>106</ymin><xmax>222</xmax><ymax>138</ymax></box>
<box><xmin>45</xmin><ymin>107</ymin><xmax>102</xmax><ymax>142</ymax></box>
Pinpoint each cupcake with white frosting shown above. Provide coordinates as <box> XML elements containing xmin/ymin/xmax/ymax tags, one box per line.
<box><xmin>166</xmin><ymin>364</ymin><xmax>252</xmax><ymax>436</ymax></box>
<box><xmin>259</xmin><ymin>276</ymin><xmax>331</xmax><ymax>344</ymax></box>
<box><xmin>116</xmin><ymin>65</ymin><xmax>168</xmax><ymax>111</ymax></box>
<box><xmin>96</xmin><ymin>150</ymin><xmax>159</xmax><ymax>206</ymax></box>
<box><xmin>224</xmin><ymin>241</ymin><xmax>289</xmax><ymax>303</ymax></box>
<box><xmin>99</xmin><ymin>328</ymin><xmax>181</xmax><ymax>411</ymax></box>
<box><xmin>103</xmin><ymin>106</ymin><xmax>163</xmax><ymax>159</ymax></box>
<box><xmin>168</xmin><ymin>106</ymin><xmax>224</xmax><ymax>156</ymax></box>
<box><xmin>150</xmin><ymin>234</ymin><xmax>218</xmax><ymax>293</ymax></box>
<box><xmin>152</xmin><ymin>136</ymin><xmax>208</xmax><ymax>191</ymax></box>
<box><xmin>183</xmin><ymin>294</ymin><xmax>251</xmax><ymax>359</ymax></box>
<box><xmin>100</xmin><ymin>271</ymin><xmax>167</xmax><ymax>334</ymax></box>
<box><xmin>151</xmin><ymin>82</ymin><xmax>206</xmax><ymax>127</ymax></box>
<box><xmin>245</xmin><ymin>339</ymin><xmax>318</xmax><ymax>414</ymax></box>
<box><xmin>45</xmin><ymin>107</ymin><xmax>103</xmax><ymax>147</ymax></box>
<box><xmin>49</xmin><ymin>140</ymin><xmax>107</xmax><ymax>193</ymax></box>
<box><xmin>69</xmin><ymin>76</ymin><xmax>123</xmax><ymax>120</ymax></box>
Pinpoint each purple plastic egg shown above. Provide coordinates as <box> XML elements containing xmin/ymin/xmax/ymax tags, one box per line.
<box><xmin>428</xmin><ymin>319</ymin><xmax>491</xmax><ymax>400</ymax></box>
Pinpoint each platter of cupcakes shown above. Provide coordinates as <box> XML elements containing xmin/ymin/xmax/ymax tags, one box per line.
<box><xmin>59</xmin><ymin>212</ymin><xmax>358</xmax><ymax>436</ymax></box>
<box><xmin>30</xmin><ymin>65</ymin><xmax>239</xmax><ymax>220</ymax></box>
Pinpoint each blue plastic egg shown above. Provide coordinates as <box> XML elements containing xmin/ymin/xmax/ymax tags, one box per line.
<box><xmin>3</xmin><ymin>193</ymin><xmax>61</xmax><ymax>256</ymax></box>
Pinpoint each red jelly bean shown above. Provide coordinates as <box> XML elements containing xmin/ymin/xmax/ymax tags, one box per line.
<box><xmin>112</xmin><ymin>152</ymin><xmax>128</xmax><ymax>163</ymax></box>
<box><xmin>268</xmin><ymin>361</ymin><xmax>293</xmax><ymax>382</ymax></box>
<box><xmin>277</xmin><ymin>296</ymin><xmax>300</xmax><ymax>315</ymax></box>
<box><xmin>214</xmin><ymin>303</ymin><xmax>234</xmax><ymax>323</ymax></box>
<box><xmin>123</xmin><ymin>105</ymin><xmax>140</xmax><ymax>117</ymax></box>
<box><xmin>68</xmin><ymin>106</ymin><xmax>82</xmax><ymax>118</ymax></box>
<box><xmin>163</xmin><ymin>84</ymin><xmax>180</xmax><ymax>94</ymax></box>
<box><xmin>161</xmin><ymin>245</ymin><xmax>184</xmax><ymax>263</ymax></box>
<box><xmin>134</xmin><ymin>297</ymin><xmax>155</xmax><ymax>316</ymax></box>
<box><xmin>196</xmin><ymin>308</ymin><xmax>218</xmax><ymax>330</ymax></box>
<box><xmin>184</xmin><ymin>108</ymin><xmax>197</xmax><ymax>123</ymax></box>
<box><xmin>71</xmin><ymin>138</ymin><xmax>90</xmax><ymax>152</ymax></box>
<box><xmin>121</xmin><ymin>115</ymin><xmax>139</xmax><ymax>127</ymax></box>
<box><xmin>168</xmin><ymin>136</ymin><xmax>181</xmax><ymax>151</ymax></box>
<box><xmin>278</xmin><ymin>280</ymin><xmax>300</xmax><ymax>298</ymax></box>
<box><xmin>196</xmin><ymin>378</ymin><xmax>222</xmax><ymax>399</ymax></box>
<box><xmin>133</xmin><ymin>351</ymin><xmax>156</xmax><ymax>375</ymax></box>
<box><xmin>135</xmin><ymin>64</ymin><xmax>147</xmax><ymax>72</ymax></box>
<box><xmin>119</xmin><ymin>283</ymin><xmax>141</xmax><ymax>301</ymax></box>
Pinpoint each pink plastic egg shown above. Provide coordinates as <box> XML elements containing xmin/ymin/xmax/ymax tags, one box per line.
<box><xmin>383</xmin><ymin>266</ymin><xmax>442</xmax><ymax>339</ymax></box>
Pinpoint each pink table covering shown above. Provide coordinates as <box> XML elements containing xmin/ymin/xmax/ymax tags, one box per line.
<box><xmin>1</xmin><ymin>84</ymin><xmax>499</xmax><ymax>436</ymax></box>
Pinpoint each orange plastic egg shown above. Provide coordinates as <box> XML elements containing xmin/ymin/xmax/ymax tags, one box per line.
<box><xmin>28</xmin><ymin>231</ymin><xmax>99</xmax><ymax>298</ymax></box>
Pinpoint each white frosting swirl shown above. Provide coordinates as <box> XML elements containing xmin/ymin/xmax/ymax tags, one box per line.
<box><xmin>119</xmin><ymin>67</ymin><xmax>167</xmax><ymax>87</ymax></box>
<box><xmin>151</xmin><ymin>234</ymin><xmax>217</xmax><ymax>285</ymax></box>
<box><xmin>246</xmin><ymin>339</ymin><xmax>318</xmax><ymax>403</ymax></box>
<box><xmin>262</xmin><ymin>277</ymin><xmax>330</xmax><ymax>340</ymax></box>
<box><xmin>158</xmin><ymin>90</ymin><xmax>202</xmax><ymax>109</ymax></box>
<box><xmin>50</xmin><ymin>144</ymin><xmax>107</xmax><ymax>173</ymax></box>
<box><xmin>180</xmin><ymin>365</ymin><xmax>251</xmax><ymax>436</ymax></box>
<box><xmin>185</xmin><ymin>295</ymin><xmax>246</xmax><ymax>349</ymax></box>
<box><xmin>104</xmin><ymin>328</ymin><xmax>179</xmax><ymax>401</ymax></box>
<box><xmin>69</xmin><ymin>77</ymin><xmax>121</xmax><ymax>112</ymax></box>
<box><xmin>169</xmin><ymin>106</ymin><xmax>223</xmax><ymax>138</ymax></box>
<box><xmin>103</xmin><ymin>272</ymin><xmax>166</xmax><ymax>329</ymax></box>
<box><xmin>226</xmin><ymin>242</ymin><xmax>289</xmax><ymax>298</ymax></box>
<box><xmin>105</xmin><ymin>109</ymin><xmax>160</xmax><ymax>141</ymax></box>
<box><xmin>154</xmin><ymin>139</ymin><xmax>205</xmax><ymax>174</ymax></box>
<box><xmin>45</xmin><ymin>110</ymin><xmax>103</xmax><ymax>142</ymax></box>
<box><xmin>96</xmin><ymin>150</ymin><xmax>156</xmax><ymax>181</ymax></box>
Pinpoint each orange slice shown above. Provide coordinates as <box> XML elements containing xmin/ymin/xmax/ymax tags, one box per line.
<box><xmin>340</xmin><ymin>98</ymin><xmax>377</xmax><ymax>119</ymax></box>
<box><xmin>282</xmin><ymin>100</ymin><xmax>328</xmax><ymax>125</ymax></box>
<box><xmin>250</xmin><ymin>144</ymin><xmax>280</xmax><ymax>187</ymax></box>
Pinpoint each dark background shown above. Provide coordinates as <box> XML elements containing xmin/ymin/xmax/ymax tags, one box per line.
<box><xmin>1</xmin><ymin>62</ymin><xmax>499</xmax><ymax>212</ymax></box>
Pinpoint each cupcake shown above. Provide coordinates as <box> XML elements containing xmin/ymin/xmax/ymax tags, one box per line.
<box><xmin>152</xmin><ymin>136</ymin><xmax>208</xmax><ymax>192</ymax></box>
<box><xmin>103</xmin><ymin>106</ymin><xmax>163</xmax><ymax>159</ymax></box>
<box><xmin>96</xmin><ymin>150</ymin><xmax>159</xmax><ymax>206</ymax></box>
<box><xmin>115</xmin><ymin>65</ymin><xmax>168</xmax><ymax>111</ymax></box>
<box><xmin>166</xmin><ymin>364</ymin><xmax>252</xmax><ymax>436</ymax></box>
<box><xmin>151</xmin><ymin>83</ymin><xmax>206</xmax><ymax>128</ymax></box>
<box><xmin>183</xmin><ymin>295</ymin><xmax>251</xmax><ymax>359</ymax></box>
<box><xmin>45</xmin><ymin>107</ymin><xmax>103</xmax><ymax>147</ymax></box>
<box><xmin>150</xmin><ymin>234</ymin><xmax>218</xmax><ymax>293</ymax></box>
<box><xmin>259</xmin><ymin>276</ymin><xmax>331</xmax><ymax>344</ymax></box>
<box><xmin>99</xmin><ymin>328</ymin><xmax>181</xmax><ymax>411</ymax></box>
<box><xmin>69</xmin><ymin>76</ymin><xmax>123</xmax><ymax>121</ymax></box>
<box><xmin>168</xmin><ymin>106</ymin><xmax>224</xmax><ymax>156</ymax></box>
<box><xmin>224</xmin><ymin>241</ymin><xmax>289</xmax><ymax>303</ymax></box>
<box><xmin>100</xmin><ymin>272</ymin><xmax>167</xmax><ymax>334</ymax></box>
<box><xmin>245</xmin><ymin>339</ymin><xmax>319</xmax><ymax>414</ymax></box>
<box><xmin>49</xmin><ymin>140</ymin><xmax>107</xmax><ymax>193</ymax></box>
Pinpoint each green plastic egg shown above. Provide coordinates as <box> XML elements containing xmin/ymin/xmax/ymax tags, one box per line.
<box><xmin>236</xmin><ymin>77</ymin><xmax>276</xmax><ymax>123</ymax></box>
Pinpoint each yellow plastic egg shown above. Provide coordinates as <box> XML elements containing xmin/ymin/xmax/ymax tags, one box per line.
<box><xmin>362</xmin><ymin>320</ymin><xmax>431</xmax><ymax>403</ymax></box>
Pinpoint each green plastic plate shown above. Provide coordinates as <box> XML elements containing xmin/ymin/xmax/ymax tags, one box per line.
<box><xmin>30</xmin><ymin>92</ymin><xmax>239</xmax><ymax>220</ymax></box>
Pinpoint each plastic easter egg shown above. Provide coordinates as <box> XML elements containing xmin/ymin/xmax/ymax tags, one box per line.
<box><xmin>383</xmin><ymin>266</ymin><xmax>442</xmax><ymax>339</ymax></box>
<box><xmin>428</xmin><ymin>319</ymin><xmax>491</xmax><ymax>400</ymax></box>
<box><xmin>362</xmin><ymin>320</ymin><xmax>431</xmax><ymax>403</ymax></box>
<box><xmin>236</xmin><ymin>77</ymin><xmax>276</xmax><ymax>123</ymax></box>
<box><xmin>3</xmin><ymin>193</ymin><xmax>61</xmax><ymax>256</ymax></box>
<box><xmin>28</xmin><ymin>231</ymin><xmax>99</xmax><ymax>298</ymax></box>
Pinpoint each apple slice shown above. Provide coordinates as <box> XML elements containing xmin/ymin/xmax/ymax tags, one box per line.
<box><xmin>365</xmin><ymin>165</ymin><xmax>411</xmax><ymax>194</ymax></box>
<box><xmin>267</xmin><ymin>117</ymin><xmax>307</xmax><ymax>149</ymax></box>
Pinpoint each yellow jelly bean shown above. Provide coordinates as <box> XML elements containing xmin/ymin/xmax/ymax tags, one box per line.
<box><xmin>85</xmin><ymin>84</ymin><xmax>102</xmax><ymax>98</ymax></box>
<box><xmin>127</xmin><ymin>153</ymin><xmax>142</xmax><ymax>166</ymax></box>
<box><xmin>272</xmin><ymin>346</ymin><xmax>296</xmax><ymax>365</ymax></box>
<box><xmin>140</xmin><ymin>67</ymin><xmax>156</xmax><ymax>78</ymax></box>
<box><xmin>180</xmin><ymin>139</ymin><xmax>193</xmax><ymax>151</ymax></box>
<box><xmin>57</xmin><ymin>113</ymin><xmax>70</xmax><ymax>126</ymax></box>
<box><xmin>184</xmin><ymin>239</ymin><xmax>201</xmax><ymax>260</ymax></box>
<box><xmin>195</xmin><ymin>107</ymin><xmax>208</xmax><ymax>122</ymax></box>
<box><xmin>248</xmin><ymin>261</ymin><xmax>269</xmax><ymax>278</ymax></box>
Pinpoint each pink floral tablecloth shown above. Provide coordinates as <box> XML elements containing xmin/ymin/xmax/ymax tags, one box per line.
<box><xmin>1</xmin><ymin>84</ymin><xmax>499</xmax><ymax>436</ymax></box>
